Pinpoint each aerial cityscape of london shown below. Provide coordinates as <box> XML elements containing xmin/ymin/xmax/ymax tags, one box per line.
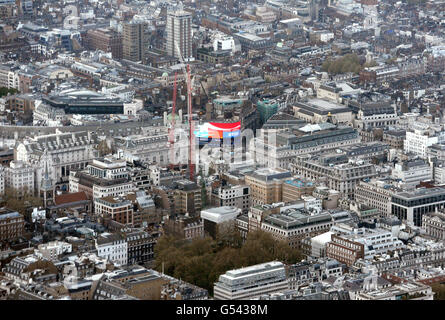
<box><xmin>0</xmin><ymin>0</ymin><xmax>444</xmax><ymax>308</ymax></box>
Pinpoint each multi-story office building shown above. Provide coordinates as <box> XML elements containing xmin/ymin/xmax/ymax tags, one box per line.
<box><xmin>213</xmin><ymin>261</ymin><xmax>289</xmax><ymax>300</ymax></box>
<box><xmin>313</xmin><ymin>186</ymin><xmax>340</xmax><ymax>209</ymax></box>
<box><xmin>291</xmin><ymin>154</ymin><xmax>377</xmax><ymax>199</ymax></box>
<box><xmin>392</xmin><ymin>159</ymin><xmax>433</xmax><ymax>188</ymax></box>
<box><xmin>0</xmin><ymin>166</ymin><xmax>5</xmax><ymax>195</ymax></box>
<box><xmin>0</xmin><ymin>65</ymin><xmax>18</xmax><ymax>90</ymax></box>
<box><xmin>427</xmin><ymin>143</ymin><xmax>445</xmax><ymax>161</ymax></box>
<box><xmin>166</xmin><ymin>9</ymin><xmax>192</xmax><ymax>60</ymax></box>
<box><xmin>148</xmin><ymin>165</ymin><xmax>183</xmax><ymax>187</ymax></box>
<box><xmin>433</xmin><ymin>161</ymin><xmax>445</xmax><ymax>184</ymax></box>
<box><xmin>355</xmin><ymin>281</ymin><xmax>434</xmax><ymax>300</ymax></box>
<box><xmin>123</xmin><ymin>21</ymin><xmax>148</xmax><ymax>62</ymax></box>
<box><xmin>247</xmin><ymin>204</ymin><xmax>283</xmax><ymax>233</ymax></box>
<box><xmin>233</xmin><ymin>32</ymin><xmax>274</xmax><ymax>51</ymax></box>
<box><xmin>254</xmin><ymin>123</ymin><xmax>360</xmax><ymax>169</ymax></box>
<box><xmin>3</xmin><ymin>93</ymin><xmax>36</xmax><ymax>114</ymax></box>
<box><xmin>0</xmin><ymin>148</ymin><xmax>14</xmax><ymax>166</ymax></box>
<box><xmin>286</xmin><ymin>259</ymin><xmax>344</xmax><ymax>290</ymax></box>
<box><xmin>3</xmin><ymin>161</ymin><xmax>34</xmax><ymax>195</ymax></box>
<box><xmin>151</xmin><ymin>185</ymin><xmax>177</xmax><ymax>214</ymax></box>
<box><xmin>0</xmin><ymin>1</ymin><xmax>15</xmax><ymax>19</ymax></box>
<box><xmin>163</xmin><ymin>215</ymin><xmax>204</xmax><ymax>240</ymax></box>
<box><xmin>327</xmin><ymin>227</ymin><xmax>404</xmax><ymax>266</ymax></box>
<box><xmin>69</xmin><ymin>156</ymin><xmax>135</xmax><ymax>201</ymax></box>
<box><xmin>355</xmin><ymin>179</ymin><xmax>400</xmax><ymax>217</ymax></box>
<box><xmin>16</xmin><ymin>130</ymin><xmax>99</xmax><ymax>192</ymax></box>
<box><xmin>293</xmin><ymin>99</ymin><xmax>353</xmax><ymax>124</ymax></box>
<box><xmin>404</xmin><ymin>128</ymin><xmax>442</xmax><ymax>157</ymax></box>
<box><xmin>85</xmin><ymin>28</ymin><xmax>123</xmax><ymax>59</ymax></box>
<box><xmin>200</xmin><ymin>206</ymin><xmax>241</xmax><ymax>238</ymax></box>
<box><xmin>173</xmin><ymin>180</ymin><xmax>202</xmax><ymax>216</ymax></box>
<box><xmin>383</xmin><ymin>130</ymin><xmax>406</xmax><ymax>149</ymax></box>
<box><xmin>235</xmin><ymin>214</ymin><xmax>249</xmax><ymax>241</ymax></box>
<box><xmin>0</xmin><ymin>208</ymin><xmax>24</xmax><ymax>241</ymax></box>
<box><xmin>327</xmin><ymin>234</ymin><xmax>365</xmax><ymax>267</ymax></box>
<box><xmin>260</xmin><ymin>207</ymin><xmax>339</xmax><ymax>249</ymax></box>
<box><xmin>33</xmin><ymin>103</ymin><xmax>66</xmax><ymax>126</ymax></box>
<box><xmin>115</xmin><ymin>128</ymin><xmax>170</xmax><ymax>166</ymax></box>
<box><xmin>95</xmin><ymin>196</ymin><xmax>134</xmax><ymax>226</ymax></box>
<box><xmin>43</xmin><ymin>88</ymin><xmax>125</xmax><ymax>114</ymax></box>
<box><xmin>122</xmin><ymin>229</ymin><xmax>158</xmax><ymax>265</ymax></box>
<box><xmin>210</xmin><ymin>184</ymin><xmax>251</xmax><ymax>213</ymax></box>
<box><xmin>37</xmin><ymin>241</ymin><xmax>72</xmax><ymax>261</ymax></box>
<box><xmin>257</xmin><ymin>99</ymin><xmax>279</xmax><ymax>125</ymax></box>
<box><xmin>96</xmin><ymin>233</ymin><xmax>128</xmax><ymax>267</ymax></box>
<box><xmin>355</xmin><ymin>103</ymin><xmax>398</xmax><ymax>130</ymax></box>
<box><xmin>146</xmin><ymin>180</ymin><xmax>199</xmax><ymax>217</ymax></box>
<box><xmin>391</xmin><ymin>188</ymin><xmax>445</xmax><ymax>227</ymax></box>
<box><xmin>3</xmin><ymin>255</ymin><xmax>38</xmax><ymax>284</ymax></box>
<box><xmin>244</xmin><ymin>168</ymin><xmax>292</xmax><ymax>205</ymax></box>
<box><xmin>282</xmin><ymin>178</ymin><xmax>315</xmax><ymax>203</ymax></box>
<box><xmin>339</xmin><ymin>142</ymin><xmax>389</xmax><ymax>162</ymax></box>
<box><xmin>422</xmin><ymin>211</ymin><xmax>445</xmax><ymax>241</ymax></box>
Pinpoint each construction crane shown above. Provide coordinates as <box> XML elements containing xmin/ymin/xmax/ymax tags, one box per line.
<box><xmin>175</xmin><ymin>42</ymin><xmax>195</xmax><ymax>181</ymax></box>
<box><xmin>169</xmin><ymin>72</ymin><xmax>178</xmax><ymax>170</ymax></box>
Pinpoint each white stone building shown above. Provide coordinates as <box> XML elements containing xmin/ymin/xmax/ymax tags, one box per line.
<box><xmin>96</xmin><ymin>233</ymin><xmax>128</xmax><ymax>267</ymax></box>
<box><xmin>210</xmin><ymin>184</ymin><xmax>251</xmax><ymax>213</ymax></box>
<box><xmin>32</xmin><ymin>103</ymin><xmax>66</xmax><ymax>126</ymax></box>
<box><xmin>16</xmin><ymin>130</ymin><xmax>99</xmax><ymax>193</ymax></box>
<box><xmin>214</xmin><ymin>261</ymin><xmax>289</xmax><ymax>300</ymax></box>
<box><xmin>392</xmin><ymin>159</ymin><xmax>433</xmax><ymax>188</ymax></box>
<box><xmin>0</xmin><ymin>166</ymin><xmax>4</xmax><ymax>195</ymax></box>
<box><xmin>69</xmin><ymin>156</ymin><xmax>136</xmax><ymax>200</ymax></box>
<box><xmin>115</xmin><ymin>127</ymin><xmax>170</xmax><ymax>166</ymax></box>
<box><xmin>4</xmin><ymin>161</ymin><xmax>35</xmax><ymax>195</ymax></box>
<box><xmin>37</xmin><ymin>241</ymin><xmax>73</xmax><ymax>261</ymax></box>
<box><xmin>404</xmin><ymin>127</ymin><xmax>444</xmax><ymax>157</ymax></box>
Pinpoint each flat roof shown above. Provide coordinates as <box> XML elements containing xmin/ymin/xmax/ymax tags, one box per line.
<box><xmin>224</xmin><ymin>261</ymin><xmax>284</xmax><ymax>279</ymax></box>
<box><xmin>200</xmin><ymin>206</ymin><xmax>241</xmax><ymax>223</ymax></box>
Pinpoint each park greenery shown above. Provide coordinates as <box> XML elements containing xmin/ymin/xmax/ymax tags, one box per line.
<box><xmin>1</xmin><ymin>187</ymin><xmax>43</xmax><ymax>215</ymax></box>
<box><xmin>0</xmin><ymin>87</ymin><xmax>18</xmax><ymax>97</ymax></box>
<box><xmin>154</xmin><ymin>225</ymin><xmax>301</xmax><ymax>294</ymax></box>
<box><xmin>321</xmin><ymin>54</ymin><xmax>377</xmax><ymax>75</ymax></box>
<box><xmin>431</xmin><ymin>283</ymin><xmax>445</xmax><ymax>300</ymax></box>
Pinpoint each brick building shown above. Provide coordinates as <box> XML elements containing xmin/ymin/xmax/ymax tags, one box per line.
<box><xmin>326</xmin><ymin>234</ymin><xmax>365</xmax><ymax>266</ymax></box>
<box><xmin>0</xmin><ymin>208</ymin><xmax>25</xmax><ymax>242</ymax></box>
<box><xmin>85</xmin><ymin>28</ymin><xmax>123</xmax><ymax>59</ymax></box>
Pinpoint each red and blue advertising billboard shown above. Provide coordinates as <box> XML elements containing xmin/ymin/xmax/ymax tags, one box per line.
<box><xmin>195</xmin><ymin>121</ymin><xmax>241</xmax><ymax>146</ymax></box>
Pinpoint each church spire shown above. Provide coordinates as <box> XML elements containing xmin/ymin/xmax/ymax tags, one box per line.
<box><xmin>41</xmin><ymin>148</ymin><xmax>53</xmax><ymax>191</ymax></box>
<box><xmin>40</xmin><ymin>147</ymin><xmax>54</xmax><ymax>208</ymax></box>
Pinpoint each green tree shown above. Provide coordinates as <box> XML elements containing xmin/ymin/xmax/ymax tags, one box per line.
<box><xmin>2</xmin><ymin>187</ymin><xmax>42</xmax><ymax>215</ymax></box>
<box><xmin>431</xmin><ymin>283</ymin><xmax>445</xmax><ymax>300</ymax></box>
<box><xmin>321</xmin><ymin>59</ymin><xmax>332</xmax><ymax>72</ymax></box>
<box><xmin>216</xmin><ymin>221</ymin><xmax>243</xmax><ymax>249</ymax></box>
<box><xmin>322</xmin><ymin>54</ymin><xmax>364</xmax><ymax>75</ymax></box>
<box><xmin>153</xmin><ymin>230</ymin><xmax>302</xmax><ymax>295</ymax></box>
<box><xmin>0</xmin><ymin>87</ymin><xmax>18</xmax><ymax>98</ymax></box>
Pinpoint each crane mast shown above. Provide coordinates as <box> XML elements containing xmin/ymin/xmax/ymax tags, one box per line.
<box><xmin>169</xmin><ymin>72</ymin><xmax>178</xmax><ymax>170</ymax></box>
<box><xmin>175</xmin><ymin>42</ymin><xmax>195</xmax><ymax>181</ymax></box>
<box><xmin>186</xmin><ymin>64</ymin><xmax>195</xmax><ymax>181</ymax></box>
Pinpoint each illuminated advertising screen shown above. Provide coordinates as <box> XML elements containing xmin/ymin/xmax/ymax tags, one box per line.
<box><xmin>195</xmin><ymin>122</ymin><xmax>241</xmax><ymax>146</ymax></box>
